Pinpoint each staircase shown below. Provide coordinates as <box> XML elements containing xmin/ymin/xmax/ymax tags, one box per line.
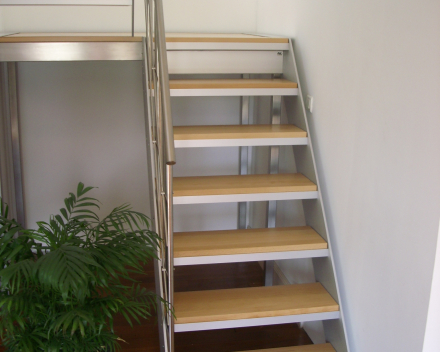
<box><xmin>0</xmin><ymin>0</ymin><xmax>349</xmax><ymax>349</ymax></box>
<box><xmin>142</xmin><ymin>3</ymin><xmax>349</xmax><ymax>351</ymax></box>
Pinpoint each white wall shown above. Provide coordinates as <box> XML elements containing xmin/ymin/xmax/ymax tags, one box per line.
<box><xmin>1</xmin><ymin>0</ymin><xmax>258</xmax><ymax>33</ymax></box>
<box><xmin>256</xmin><ymin>1</ymin><xmax>440</xmax><ymax>351</ymax></box>
<box><xmin>0</xmin><ymin>1</ymin><xmax>259</xmax><ymax>227</ymax></box>
<box><xmin>0</xmin><ymin>8</ymin><xmax>4</xmax><ymax>33</ymax></box>
<box><xmin>17</xmin><ymin>61</ymin><xmax>151</xmax><ymax>224</ymax></box>
<box><xmin>163</xmin><ymin>0</ymin><xmax>258</xmax><ymax>33</ymax></box>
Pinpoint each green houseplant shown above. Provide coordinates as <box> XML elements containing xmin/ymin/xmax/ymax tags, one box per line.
<box><xmin>0</xmin><ymin>183</ymin><xmax>162</xmax><ymax>352</ymax></box>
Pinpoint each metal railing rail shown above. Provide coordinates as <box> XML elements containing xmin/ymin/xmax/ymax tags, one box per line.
<box><xmin>142</xmin><ymin>0</ymin><xmax>175</xmax><ymax>351</ymax></box>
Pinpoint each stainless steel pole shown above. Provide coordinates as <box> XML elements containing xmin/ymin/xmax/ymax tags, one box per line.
<box><xmin>265</xmin><ymin>95</ymin><xmax>282</xmax><ymax>286</ymax></box>
<box><xmin>0</xmin><ymin>62</ymin><xmax>25</xmax><ymax>227</ymax></box>
<box><xmin>166</xmin><ymin>163</ymin><xmax>174</xmax><ymax>352</ymax></box>
<box><xmin>155</xmin><ymin>0</ymin><xmax>175</xmax><ymax>166</ymax></box>
<box><xmin>131</xmin><ymin>0</ymin><xmax>135</xmax><ymax>37</ymax></box>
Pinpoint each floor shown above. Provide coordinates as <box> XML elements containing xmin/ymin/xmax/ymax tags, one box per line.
<box><xmin>0</xmin><ymin>262</ymin><xmax>313</xmax><ymax>352</ymax></box>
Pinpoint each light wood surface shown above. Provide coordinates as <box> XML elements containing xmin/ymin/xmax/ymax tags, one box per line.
<box><xmin>174</xmin><ymin>125</ymin><xmax>307</xmax><ymax>141</ymax></box>
<box><xmin>165</xmin><ymin>33</ymin><xmax>289</xmax><ymax>43</ymax></box>
<box><xmin>237</xmin><ymin>344</ymin><xmax>336</xmax><ymax>352</ymax></box>
<box><xmin>173</xmin><ymin>174</ymin><xmax>317</xmax><ymax>197</ymax></box>
<box><xmin>0</xmin><ymin>32</ymin><xmax>288</xmax><ymax>43</ymax></box>
<box><xmin>174</xmin><ymin>283</ymin><xmax>339</xmax><ymax>324</ymax></box>
<box><xmin>170</xmin><ymin>79</ymin><xmax>298</xmax><ymax>90</ymax></box>
<box><xmin>174</xmin><ymin>226</ymin><xmax>327</xmax><ymax>257</ymax></box>
<box><xmin>0</xmin><ymin>33</ymin><xmax>143</xmax><ymax>42</ymax></box>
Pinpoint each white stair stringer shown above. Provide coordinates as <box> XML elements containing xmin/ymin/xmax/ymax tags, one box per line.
<box><xmin>165</xmin><ymin>35</ymin><xmax>350</xmax><ymax>352</ymax></box>
<box><xmin>279</xmin><ymin>39</ymin><xmax>351</xmax><ymax>352</ymax></box>
<box><xmin>175</xmin><ymin>311</ymin><xmax>341</xmax><ymax>333</ymax></box>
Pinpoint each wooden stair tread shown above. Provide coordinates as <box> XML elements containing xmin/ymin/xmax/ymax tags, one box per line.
<box><xmin>0</xmin><ymin>32</ymin><xmax>143</xmax><ymax>43</ymax></box>
<box><xmin>173</xmin><ymin>174</ymin><xmax>317</xmax><ymax>197</ymax></box>
<box><xmin>169</xmin><ymin>79</ymin><xmax>298</xmax><ymax>90</ymax></box>
<box><xmin>174</xmin><ymin>283</ymin><xmax>339</xmax><ymax>324</ymax></box>
<box><xmin>174</xmin><ymin>125</ymin><xmax>307</xmax><ymax>140</ymax></box>
<box><xmin>166</xmin><ymin>33</ymin><xmax>289</xmax><ymax>43</ymax></box>
<box><xmin>174</xmin><ymin>226</ymin><xmax>327</xmax><ymax>258</ymax></box>
<box><xmin>238</xmin><ymin>344</ymin><xmax>336</xmax><ymax>352</ymax></box>
<box><xmin>1</xmin><ymin>32</ymin><xmax>288</xmax><ymax>44</ymax></box>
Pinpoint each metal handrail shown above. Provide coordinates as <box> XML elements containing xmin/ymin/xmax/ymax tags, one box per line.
<box><xmin>143</xmin><ymin>0</ymin><xmax>175</xmax><ymax>351</ymax></box>
<box><xmin>155</xmin><ymin>0</ymin><xmax>176</xmax><ymax>166</ymax></box>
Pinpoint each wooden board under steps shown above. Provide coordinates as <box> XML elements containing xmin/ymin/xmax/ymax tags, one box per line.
<box><xmin>174</xmin><ymin>226</ymin><xmax>327</xmax><ymax>258</ymax></box>
<box><xmin>173</xmin><ymin>124</ymin><xmax>307</xmax><ymax>140</ymax></box>
<box><xmin>237</xmin><ymin>344</ymin><xmax>336</xmax><ymax>352</ymax></box>
<box><xmin>0</xmin><ymin>33</ymin><xmax>288</xmax><ymax>43</ymax></box>
<box><xmin>173</xmin><ymin>173</ymin><xmax>317</xmax><ymax>197</ymax></box>
<box><xmin>174</xmin><ymin>283</ymin><xmax>339</xmax><ymax>324</ymax></box>
<box><xmin>169</xmin><ymin>78</ymin><xmax>298</xmax><ymax>90</ymax></box>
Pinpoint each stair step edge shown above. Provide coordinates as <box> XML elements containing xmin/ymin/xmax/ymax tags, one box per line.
<box><xmin>237</xmin><ymin>343</ymin><xmax>336</xmax><ymax>352</ymax></box>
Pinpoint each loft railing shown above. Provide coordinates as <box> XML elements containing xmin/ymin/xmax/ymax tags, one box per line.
<box><xmin>142</xmin><ymin>0</ymin><xmax>175</xmax><ymax>351</ymax></box>
<box><xmin>0</xmin><ymin>0</ymin><xmax>136</xmax><ymax>36</ymax></box>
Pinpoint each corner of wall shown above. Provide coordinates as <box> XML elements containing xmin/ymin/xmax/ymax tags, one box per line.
<box><xmin>423</xmin><ymin>219</ymin><xmax>440</xmax><ymax>352</ymax></box>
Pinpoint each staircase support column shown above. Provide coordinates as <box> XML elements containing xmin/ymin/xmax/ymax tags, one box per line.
<box><xmin>265</xmin><ymin>95</ymin><xmax>282</xmax><ymax>286</ymax></box>
<box><xmin>238</xmin><ymin>75</ymin><xmax>250</xmax><ymax>229</ymax></box>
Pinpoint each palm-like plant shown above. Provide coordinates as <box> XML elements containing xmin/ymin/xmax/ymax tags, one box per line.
<box><xmin>0</xmin><ymin>183</ymin><xmax>162</xmax><ymax>352</ymax></box>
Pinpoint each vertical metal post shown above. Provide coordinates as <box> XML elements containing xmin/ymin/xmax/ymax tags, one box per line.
<box><xmin>238</xmin><ymin>75</ymin><xmax>250</xmax><ymax>229</ymax></box>
<box><xmin>142</xmin><ymin>37</ymin><xmax>167</xmax><ymax>352</ymax></box>
<box><xmin>265</xmin><ymin>95</ymin><xmax>282</xmax><ymax>286</ymax></box>
<box><xmin>0</xmin><ymin>62</ymin><xmax>25</xmax><ymax>227</ymax></box>
<box><xmin>8</xmin><ymin>63</ymin><xmax>25</xmax><ymax>227</ymax></box>
<box><xmin>143</xmin><ymin>0</ymin><xmax>175</xmax><ymax>349</ymax></box>
<box><xmin>131</xmin><ymin>0</ymin><xmax>135</xmax><ymax>37</ymax></box>
<box><xmin>155</xmin><ymin>0</ymin><xmax>175</xmax><ymax>165</ymax></box>
<box><xmin>142</xmin><ymin>34</ymin><xmax>169</xmax><ymax>352</ymax></box>
<box><xmin>166</xmin><ymin>164</ymin><xmax>174</xmax><ymax>352</ymax></box>
<box><xmin>0</xmin><ymin>64</ymin><xmax>13</xmax><ymax>205</ymax></box>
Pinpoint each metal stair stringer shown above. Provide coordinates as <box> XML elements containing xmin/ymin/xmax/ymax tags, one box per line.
<box><xmin>280</xmin><ymin>39</ymin><xmax>350</xmax><ymax>352</ymax></box>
